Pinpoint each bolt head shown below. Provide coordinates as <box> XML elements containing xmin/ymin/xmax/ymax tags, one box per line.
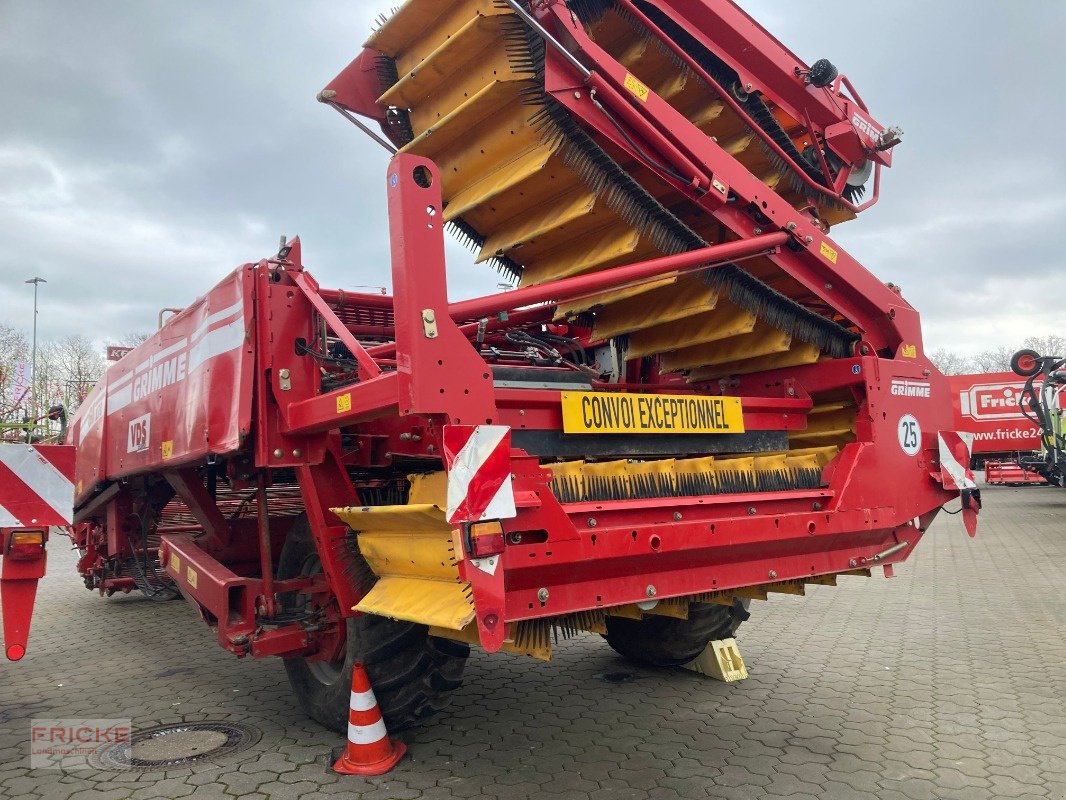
<box><xmin>812</xmin><ymin>502</ymin><xmax>822</xmax><ymax>511</ymax></box>
<box><xmin>849</xmin><ymin>558</ymin><xmax>858</xmax><ymax>568</ymax></box>
<box><xmin>537</xmin><ymin>588</ymin><xmax>549</xmax><ymax>603</ymax></box>
<box><xmin>272</xmin><ymin>448</ymin><xmax>283</xmax><ymax>458</ymax></box>
<box><xmin>673</xmin><ymin>511</ymin><xmax>682</xmax><ymax>521</ymax></box>
<box><xmin>279</xmin><ymin>368</ymin><xmax>290</xmax><ymax>379</ymax></box>
<box><xmin>748</xmin><ymin>506</ymin><xmax>756</xmax><ymax>515</ymax></box>
<box><xmin>587</xmin><ymin>517</ymin><xmax>597</xmax><ymax>528</ymax></box>
<box><xmin>768</xmin><ymin>570</ymin><xmax>778</xmax><ymax>579</ymax></box>
<box><xmin>291</xmin><ymin>449</ymin><xmax>301</xmax><ymax>458</ymax></box>
<box><xmin>646</xmin><ymin>585</ymin><xmax>656</xmax><ymax>597</ymax></box>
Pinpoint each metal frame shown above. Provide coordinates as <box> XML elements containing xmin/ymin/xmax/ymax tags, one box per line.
<box><xmin>59</xmin><ymin>0</ymin><xmax>969</xmax><ymax>664</ymax></box>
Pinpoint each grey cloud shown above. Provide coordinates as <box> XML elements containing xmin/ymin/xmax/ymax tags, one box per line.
<box><xmin>1</xmin><ymin>1</ymin><xmax>1063</xmax><ymax>357</ymax></box>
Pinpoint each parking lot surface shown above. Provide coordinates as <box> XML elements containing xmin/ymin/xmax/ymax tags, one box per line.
<box><xmin>1</xmin><ymin>485</ymin><xmax>1064</xmax><ymax>800</ymax></box>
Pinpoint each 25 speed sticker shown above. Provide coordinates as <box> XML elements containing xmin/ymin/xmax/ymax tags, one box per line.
<box><xmin>898</xmin><ymin>414</ymin><xmax>921</xmax><ymax>456</ymax></box>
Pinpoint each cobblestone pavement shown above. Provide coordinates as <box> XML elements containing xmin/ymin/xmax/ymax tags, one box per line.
<box><xmin>1</xmin><ymin>485</ymin><xmax>1064</xmax><ymax>799</ymax></box>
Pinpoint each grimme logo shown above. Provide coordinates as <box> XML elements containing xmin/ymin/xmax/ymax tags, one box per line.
<box><xmin>127</xmin><ymin>413</ymin><xmax>151</xmax><ymax>453</ymax></box>
<box><xmin>959</xmin><ymin>382</ymin><xmax>1028</xmax><ymax>422</ymax></box>
<box><xmin>852</xmin><ymin>112</ymin><xmax>883</xmax><ymax>140</ymax></box>
<box><xmin>890</xmin><ymin>379</ymin><xmax>930</xmax><ymax>398</ymax></box>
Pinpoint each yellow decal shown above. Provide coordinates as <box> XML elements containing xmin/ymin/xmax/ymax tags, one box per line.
<box><xmin>623</xmin><ymin>73</ymin><xmax>650</xmax><ymax>103</ymax></box>
<box><xmin>819</xmin><ymin>241</ymin><xmax>838</xmax><ymax>263</ymax></box>
<box><xmin>561</xmin><ymin>391</ymin><xmax>745</xmax><ymax>435</ymax></box>
<box><xmin>186</xmin><ymin>567</ymin><xmax>198</xmax><ymax>589</ymax></box>
<box><xmin>337</xmin><ymin>392</ymin><xmax>352</xmax><ymax>414</ymax></box>
<box><xmin>900</xmin><ymin>344</ymin><xmax>917</xmax><ymax>358</ymax></box>
<box><xmin>161</xmin><ymin>440</ymin><xmax>174</xmax><ymax>460</ymax></box>
<box><xmin>169</xmin><ymin>553</ymin><xmax>180</xmax><ymax>572</ymax></box>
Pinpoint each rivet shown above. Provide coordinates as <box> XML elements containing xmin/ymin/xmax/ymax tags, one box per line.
<box><xmin>673</xmin><ymin>512</ymin><xmax>682</xmax><ymax>521</ymax></box>
<box><xmin>537</xmin><ymin>588</ymin><xmax>549</xmax><ymax>603</ymax></box>
<box><xmin>768</xmin><ymin>570</ymin><xmax>777</xmax><ymax>579</ymax></box>
<box><xmin>849</xmin><ymin>558</ymin><xmax>858</xmax><ymax>568</ymax></box>
<box><xmin>587</xmin><ymin>517</ymin><xmax>597</xmax><ymax>528</ymax></box>
<box><xmin>812</xmin><ymin>502</ymin><xmax>822</xmax><ymax>511</ymax></box>
<box><xmin>291</xmin><ymin>449</ymin><xmax>301</xmax><ymax>458</ymax></box>
<box><xmin>646</xmin><ymin>585</ymin><xmax>656</xmax><ymax>597</ymax></box>
<box><xmin>272</xmin><ymin>448</ymin><xmax>283</xmax><ymax>458</ymax></box>
<box><xmin>748</xmin><ymin>506</ymin><xmax>756</xmax><ymax>515</ymax></box>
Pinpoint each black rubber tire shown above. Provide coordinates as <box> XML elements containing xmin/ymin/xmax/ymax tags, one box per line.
<box><xmin>277</xmin><ymin>515</ymin><xmax>470</xmax><ymax>733</ymax></box>
<box><xmin>603</xmin><ymin>599</ymin><xmax>750</xmax><ymax>667</ymax></box>
<box><xmin>1011</xmin><ymin>348</ymin><xmax>1042</xmax><ymax>377</ymax></box>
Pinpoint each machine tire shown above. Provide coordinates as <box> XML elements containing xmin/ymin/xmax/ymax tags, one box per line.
<box><xmin>603</xmin><ymin>599</ymin><xmax>750</xmax><ymax>667</ymax></box>
<box><xmin>278</xmin><ymin>515</ymin><xmax>470</xmax><ymax>733</ymax></box>
<box><xmin>1011</xmin><ymin>348</ymin><xmax>1042</xmax><ymax>377</ymax></box>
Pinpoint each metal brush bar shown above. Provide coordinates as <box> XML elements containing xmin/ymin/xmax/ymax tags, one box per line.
<box><xmin>500</xmin><ymin>0</ymin><xmax>591</xmax><ymax>79</ymax></box>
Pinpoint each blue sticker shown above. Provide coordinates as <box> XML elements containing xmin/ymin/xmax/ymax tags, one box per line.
<box><xmin>389</xmin><ymin>173</ymin><xmax>399</xmax><ymax>188</ymax></box>
<box><xmin>851</xmin><ymin>365</ymin><xmax>861</xmax><ymax>375</ymax></box>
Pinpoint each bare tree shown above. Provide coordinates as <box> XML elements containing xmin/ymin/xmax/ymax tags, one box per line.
<box><xmin>121</xmin><ymin>331</ymin><xmax>152</xmax><ymax>347</ymax></box>
<box><xmin>36</xmin><ymin>335</ymin><xmax>106</xmax><ymax>414</ymax></box>
<box><xmin>971</xmin><ymin>346</ymin><xmax>1016</xmax><ymax>374</ymax></box>
<box><xmin>928</xmin><ymin>348</ymin><xmax>972</xmax><ymax>376</ymax></box>
<box><xmin>0</xmin><ymin>323</ymin><xmax>30</xmax><ymax>424</ymax></box>
<box><xmin>1022</xmin><ymin>334</ymin><xmax>1066</xmax><ymax>358</ymax></box>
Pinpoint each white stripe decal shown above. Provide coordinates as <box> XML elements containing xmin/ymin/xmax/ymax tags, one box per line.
<box><xmin>106</xmin><ymin>384</ymin><xmax>133</xmax><ymax>416</ymax></box>
<box><xmin>191</xmin><ymin>300</ymin><xmax>243</xmax><ymax>344</ymax></box>
<box><xmin>151</xmin><ymin>337</ymin><xmax>189</xmax><ymax>365</ymax></box>
<box><xmin>350</xmin><ymin>689</ymin><xmax>377</xmax><ymax>712</ymax></box>
<box><xmin>187</xmin><ymin>318</ymin><xmax>246</xmax><ymax>373</ymax></box>
<box><xmin>109</xmin><ymin>371</ymin><xmax>134</xmax><ymax>390</ymax></box>
<box><xmin>347</xmin><ymin>719</ymin><xmax>387</xmax><ymax>745</ymax></box>
<box><xmin>0</xmin><ymin>446</ymin><xmax>74</xmax><ymax>524</ymax></box>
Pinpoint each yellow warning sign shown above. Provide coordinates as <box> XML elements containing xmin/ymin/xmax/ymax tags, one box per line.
<box><xmin>186</xmin><ymin>567</ymin><xmax>198</xmax><ymax>589</ymax></box>
<box><xmin>337</xmin><ymin>392</ymin><xmax>352</xmax><ymax>414</ymax></box>
<box><xmin>169</xmin><ymin>553</ymin><xmax>180</xmax><ymax>573</ymax></box>
<box><xmin>561</xmin><ymin>391</ymin><xmax>744</xmax><ymax>435</ymax></box>
<box><xmin>623</xmin><ymin>73</ymin><xmax>650</xmax><ymax>103</ymax></box>
<box><xmin>819</xmin><ymin>241</ymin><xmax>838</xmax><ymax>263</ymax></box>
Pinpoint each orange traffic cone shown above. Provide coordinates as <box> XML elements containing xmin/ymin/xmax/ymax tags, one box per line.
<box><xmin>333</xmin><ymin>662</ymin><xmax>407</xmax><ymax>776</ymax></box>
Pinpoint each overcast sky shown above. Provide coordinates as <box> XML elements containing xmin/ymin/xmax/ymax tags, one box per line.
<box><xmin>2</xmin><ymin>2</ymin><xmax>1063</xmax><ymax>359</ymax></box>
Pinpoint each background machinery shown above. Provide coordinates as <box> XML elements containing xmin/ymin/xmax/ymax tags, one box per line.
<box><xmin>6</xmin><ymin>0</ymin><xmax>978</xmax><ymax>736</ymax></box>
<box><xmin>1010</xmin><ymin>349</ymin><xmax>1065</xmax><ymax>486</ymax></box>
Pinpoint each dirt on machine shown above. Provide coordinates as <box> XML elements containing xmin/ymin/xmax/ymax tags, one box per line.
<box><xmin>4</xmin><ymin>0</ymin><xmax>980</xmax><ymax>736</ymax></box>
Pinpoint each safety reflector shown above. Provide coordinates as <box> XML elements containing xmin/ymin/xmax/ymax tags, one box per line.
<box><xmin>442</xmin><ymin>425</ymin><xmax>516</xmax><ymax>524</ymax></box>
<box><xmin>937</xmin><ymin>431</ymin><xmax>976</xmax><ymax>490</ymax></box>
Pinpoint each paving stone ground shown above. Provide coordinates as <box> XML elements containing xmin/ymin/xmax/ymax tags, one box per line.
<box><xmin>1</xmin><ymin>485</ymin><xmax>1064</xmax><ymax>799</ymax></box>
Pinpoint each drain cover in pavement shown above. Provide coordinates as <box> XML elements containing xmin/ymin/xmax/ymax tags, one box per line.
<box><xmin>88</xmin><ymin>722</ymin><xmax>262</xmax><ymax>772</ymax></box>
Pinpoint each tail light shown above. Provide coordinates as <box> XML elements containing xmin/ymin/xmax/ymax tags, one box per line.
<box><xmin>464</xmin><ymin>520</ymin><xmax>505</xmax><ymax>558</ymax></box>
<box><xmin>5</xmin><ymin>529</ymin><xmax>47</xmax><ymax>561</ymax></box>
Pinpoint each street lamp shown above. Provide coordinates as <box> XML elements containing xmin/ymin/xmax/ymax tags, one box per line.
<box><xmin>25</xmin><ymin>277</ymin><xmax>46</xmax><ymax>420</ymax></box>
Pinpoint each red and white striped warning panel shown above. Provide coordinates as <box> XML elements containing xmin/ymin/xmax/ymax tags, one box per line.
<box><xmin>442</xmin><ymin>425</ymin><xmax>516</xmax><ymax>524</ymax></box>
<box><xmin>937</xmin><ymin>431</ymin><xmax>976</xmax><ymax>491</ymax></box>
<box><xmin>0</xmin><ymin>444</ymin><xmax>76</xmax><ymax>528</ymax></box>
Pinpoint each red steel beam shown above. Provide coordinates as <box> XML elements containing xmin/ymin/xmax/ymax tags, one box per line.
<box><xmin>447</xmin><ymin>233</ymin><xmax>789</xmax><ymax>323</ymax></box>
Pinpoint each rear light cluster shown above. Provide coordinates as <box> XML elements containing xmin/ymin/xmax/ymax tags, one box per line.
<box><xmin>464</xmin><ymin>520</ymin><xmax>505</xmax><ymax>558</ymax></box>
<box><xmin>4</xmin><ymin>529</ymin><xmax>47</xmax><ymax>561</ymax></box>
